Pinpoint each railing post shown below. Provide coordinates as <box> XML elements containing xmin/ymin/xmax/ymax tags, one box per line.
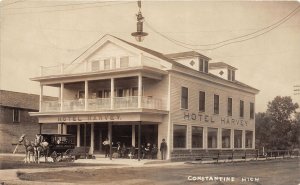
<box><xmin>138</xmin><ymin>74</ymin><xmax>142</xmax><ymax>108</ymax></box>
<box><xmin>111</xmin><ymin>78</ymin><xmax>114</xmax><ymax>110</ymax></box>
<box><xmin>60</xmin><ymin>83</ymin><xmax>64</xmax><ymax>112</ymax></box>
<box><xmin>85</xmin><ymin>80</ymin><xmax>88</xmax><ymax>111</ymax></box>
<box><xmin>39</xmin><ymin>84</ymin><xmax>43</xmax><ymax>112</ymax></box>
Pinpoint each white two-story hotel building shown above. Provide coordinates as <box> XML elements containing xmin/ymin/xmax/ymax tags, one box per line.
<box><xmin>30</xmin><ymin>35</ymin><xmax>259</xmax><ymax>160</ymax></box>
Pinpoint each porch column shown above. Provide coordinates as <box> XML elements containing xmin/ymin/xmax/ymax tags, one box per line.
<box><xmin>203</xmin><ymin>127</ymin><xmax>207</xmax><ymax>149</ymax></box>
<box><xmin>111</xmin><ymin>78</ymin><xmax>114</xmax><ymax>110</ymax></box>
<box><xmin>132</xmin><ymin>124</ymin><xmax>136</xmax><ymax>147</ymax></box>
<box><xmin>39</xmin><ymin>84</ymin><xmax>43</xmax><ymax>112</ymax></box>
<box><xmin>63</xmin><ymin>124</ymin><xmax>67</xmax><ymax>134</ymax></box>
<box><xmin>252</xmin><ymin>130</ymin><xmax>255</xmax><ymax>149</ymax></box>
<box><xmin>242</xmin><ymin>130</ymin><xmax>245</xmax><ymax>149</ymax></box>
<box><xmin>109</xmin><ymin>122</ymin><xmax>112</xmax><ymax>160</ymax></box>
<box><xmin>138</xmin><ymin>74</ymin><xmax>142</xmax><ymax>108</ymax></box>
<box><xmin>138</xmin><ymin>121</ymin><xmax>141</xmax><ymax>161</ymax></box>
<box><xmin>217</xmin><ymin>128</ymin><xmax>221</xmax><ymax>149</ymax></box>
<box><xmin>77</xmin><ymin>125</ymin><xmax>80</xmax><ymax>147</ymax></box>
<box><xmin>85</xmin><ymin>80</ymin><xmax>88</xmax><ymax>111</ymax></box>
<box><xmin>60</xmin><ymin>83</ymin><xmax>64</xmax><ymax>112</ymax></box>
<box><xmin>231</xmin><ymin>129</ymin><xmax>234</xmax><ymax>149</ymax></box>
<box><xmin>84</xmin><ymin>123</ymin><xmax>87</xmax><ymax>159</ymax></box>
<box><xmin>90</xmin><ymin>123</ymin><xmax>94</xmax><ymax>155</ymax></box>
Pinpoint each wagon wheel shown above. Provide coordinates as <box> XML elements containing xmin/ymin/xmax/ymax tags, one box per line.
<box><xmin>51</xmin><ymin>151</ymin><xmax>58</xmax><ymax>162</ymax></box>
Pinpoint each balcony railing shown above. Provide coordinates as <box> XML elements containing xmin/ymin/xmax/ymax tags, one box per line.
<box><xmin>39</xmin><ymin>55</ymin><xmax>166</xmax><ymax>77</ymax></box>
<box><xmin>41</xmin><ymin>96</ymin><xmax>166</xmax><ymax>112</ymax></box>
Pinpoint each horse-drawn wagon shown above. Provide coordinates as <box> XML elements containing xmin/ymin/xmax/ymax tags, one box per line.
<box><xmin>37</xmin><ymin>133</ymin><xmax>76</xmax><ymax>162</ymax></box>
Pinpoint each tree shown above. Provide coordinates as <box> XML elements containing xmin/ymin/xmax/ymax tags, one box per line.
<box><xmin>266</xmin><ymin>96</ymin><xmax>299</xmax><ymax>149</ymax></box>
<box><xmin>255</xmin><ymin>112</ymin><xmax>272</xmax><ymax>149</ymax></box>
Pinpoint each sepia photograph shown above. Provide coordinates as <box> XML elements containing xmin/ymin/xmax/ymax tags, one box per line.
<box><xmin>0</xmin><ymin>0</ymin><xmax>299</xmax><ymax>184</ymax></box>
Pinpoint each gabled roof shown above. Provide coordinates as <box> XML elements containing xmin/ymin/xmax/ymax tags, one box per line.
<box><xmin>165</xmin><ymin>51</ymin><xmax>211</xmax><ymax>60</ymax></box>
<box><xmin>0</xmin><ymin>90</ymin><xmax>57</xmax><ymax>110</ymax></box>
<box><xmin>108</xmin><ymin>35</ymin><xmax>189</xmax><ymax>69</ymax></box>
<box><xmin>209</xmin><ymin>62</ymin><xmax>237</xmax><ymax>70</ymax></box>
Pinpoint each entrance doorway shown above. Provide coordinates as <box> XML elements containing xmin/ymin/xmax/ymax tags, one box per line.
<box><xmin>94</xmin><ymin>124</ymin><xmax>108</xmax><ymax>153</ymax></box>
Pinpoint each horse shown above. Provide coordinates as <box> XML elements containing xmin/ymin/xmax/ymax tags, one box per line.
<box><xmin>34</xmin><ymin>134</ymin><xmax>49</xmax><ymax>163</ymax></box>
<box><xmin>18</xmin><ymin>134</ymin><xmax>35</xmax><ymax>163</ymax></box>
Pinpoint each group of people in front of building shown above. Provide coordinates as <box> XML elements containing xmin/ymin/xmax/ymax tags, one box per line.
<box><xmin>102</xmin><ymin>138</ymin><xmax>167</xmax><ymax>160</ymax></box>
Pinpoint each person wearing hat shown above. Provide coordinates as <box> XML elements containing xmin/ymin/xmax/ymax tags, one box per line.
<box><xmin>160</xmin><ymin>139</ymin><xmax>167</xmax><ymax>160</ymax></box>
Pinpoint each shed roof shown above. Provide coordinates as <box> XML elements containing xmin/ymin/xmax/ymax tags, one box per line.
<box><xmin>0</xmin><ymin>90</ymin><xmax>57</xmax><ymax>110</ymax></box>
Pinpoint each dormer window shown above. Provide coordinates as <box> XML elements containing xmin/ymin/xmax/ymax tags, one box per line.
<box><xmin>199</xmin><ymin>59</ymin><xmax>208</xmax><ymax>73</ymax></box>
<box><xmin>228</xmin><ymin>69</ymin><xmax>236</xmax><ymax>81</ymax></box>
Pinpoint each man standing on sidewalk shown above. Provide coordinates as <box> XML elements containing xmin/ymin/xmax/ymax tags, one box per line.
<box><xmin>160</xmin><ymin>139</ymin><xmax>167</xmax><ymax>160</ymax></box>
<box><xmin>103</xmin><ymin>138</ymin><xmax>110</xmax><ymax>158</ymax></box>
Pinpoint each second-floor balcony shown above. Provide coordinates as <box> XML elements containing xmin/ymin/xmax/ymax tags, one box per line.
<box><xmin>41</xmin><ymin>96</ymin><xmax>166</xmax><ymax>112</ymax></box>
<box><xmin>39</xmin><ymin>55</ymin><xmax>167</xmax><ymax>77</ymax></box>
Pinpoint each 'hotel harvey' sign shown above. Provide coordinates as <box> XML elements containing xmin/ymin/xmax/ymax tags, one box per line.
<box><xmin>183</xmin><ymin>111</ymin><xmax>250</xmax><ymax>127</ymax></box>
<box><xmin>57</xmin><ymin>114</ymin><xmax>121</xmax><ymax>122</ymax></box>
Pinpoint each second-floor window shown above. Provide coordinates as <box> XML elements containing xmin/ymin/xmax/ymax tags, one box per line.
<box><xmin>120</xmin><ymin>56</ymin><xmax>129</xmax><ymax>68</ymax></box>
<box><xmin>13</xmin><ymin>109</ymin><xmax>20</xmax><ymax>123</ymax></box>
<box><xmin>250</xmin><ymin>102</ymin><xmax>254</xmax><ymax>119</ymax></box>
<box><xmin>104</xmin><ymin>59</ymin><xmax>110</xmax><ymax>70</ymax></box>
<box><xmin>214</xmin><ymin>94</ymin><xmax>219</xmax><ymax>114</ymax></box>
<box><xmin>228</xmin><ymin>97</ymin><xmax>232</xmax><ymax>116</ymax></box>
<box><xmin>240</xmin><ymin>100</ymin><xmax>244</xmax><ymax>118</ymax></box>
<box><xmin>181</xmin><ymin>87</ymin><xmax>188</xmax><ymax>109</ymax></box>
<box><xmin>91</xmin><ymin>61</ymin><xmax>99</xmax><ymax>71</ymax></box>
<box><xmin>199</xmin><ymin>91</ymin><xmax>205</xmax><ymax>112</ymax></box>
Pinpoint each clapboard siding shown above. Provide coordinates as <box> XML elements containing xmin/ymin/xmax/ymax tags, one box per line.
<box><xmin>169</xmin><ymin>71</ymin><xmax>256</xmax><ymax>151</ymax></box>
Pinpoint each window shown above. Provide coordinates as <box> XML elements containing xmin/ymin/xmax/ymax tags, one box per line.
<box><xmin>234</xmin><ymin>130</ymin><xmax>242</xmax><ymax>148</ymax></box>
<box><xmin>132</xmin><ymin>87</ymin><xmax>138</xmax><ymax>96</ymax></box>
<box><xmin>222</xmin><ymin>129</ymin><xmax>231</xmax><ymax>148</ymax></box>
<box><xmin>192</xmin><ymin>126</ymin><xmax>203</xmax><ymax>148</ymax></box>
<box><xmin>98</xmin><ymin>91</ymin><xmax>103</xmax><ymax>98</ymax></box>
<box><xmin>227</xmin><ymin>97</ymin><xmax>232</xmax><ymax>116</ymax></box>
<box><xmin>91</xmin><ymin>61</ymin><xmax>99</xmax><ymax>71</ymax></box>
<box><xmin>199</xmin><ymin>59</ymin><xmax>208</xmax><ymax>73</ymax></box>
<box><xmin>199</xmin><ymin>91</ymin><xmax>205</xmax><ymax>112</ymax></box>
<box><xmin>250</xmin><ymin>102</ymin><xmax>254</xmax><ymax>119</ymax></box>
<box><xmin>232</xmin><ymin>70</ymin><xmax>235</xmax><ymax>81</ymax></box>
<box><xmin>199</xmin><ymin>59</ymin><xmax>204</xmax><ymax>72</ymax></box>
<box><xmin>214</xmin><ymin>94</ymin><xmax>219</xmax><ymax>114</ymax></box>
<box><xmin>245</xmin><ymin>131</ymin><xmax>253</xmax><ymax>148</ymax></box>
<box><xmin>181</xmin><ymin>87</ymin><xmax>188</xmax><ymax>109</ymax></box>
<box><xmin>13</xmin><ymin>109</ymin><xmax>20</xmax><ymax>123</ymax></box>
<box><xmin>204</xmin><ymin>60</ymin><xmax>208</xmax><ymax>73</ymax></box>
<box><xmin>240</xmin><ymin>100</ymin><xmax>244</xmax><ymax>117</ymax></box>
<box><xmin>104</xmin><ymin>90</ymin><xmax>111</xmax><ymax>98</ymax></box>
<box><xmin>104</xmin><ymin>59</ymin><xmax>110</xmax><ymax>70</ymax></box>
<box><xmin>120</xmin><ymin>56</ymin><xmax>129</xmax><ymax>68</ymax></box>
<box><xmin>227</xmin><ymin>69</ymin><xmax>232</xmax><ymax>81</ymax></box>
<box><xmin>207</xmin><ymin>128</ymin><xmax>218</xmax><ymax>148</ymax></box>
<box><xmin>173</xmin><ymin>125</ymin><xmax>187</xmax><ymax>148</ymax></box>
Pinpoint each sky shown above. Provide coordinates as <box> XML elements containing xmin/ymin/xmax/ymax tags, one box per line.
<box><xmin>0</xmin><ymin>0</ymin><xmax>300</xmax><ymax>112</ymax></box>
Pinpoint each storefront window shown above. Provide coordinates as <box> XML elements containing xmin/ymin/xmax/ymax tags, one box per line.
<box><xmin>192</xmin><ymin>126</ymin><xmax>203</xmax><ymax>148</ymax></box>
<box><xmin>222</xmin><ymin>129</ymin><xmax>231</xmax><ymax>148</ymax></box>
<box><xmin>245</xmin><ymin>131</ymin><xmax>253</xmax><ymax>148</ymax></box>
<box><xmin>234</xmin><ymin>130</ymin><xmax>242</xmax><ymax>148</ymax></box>
<box><xmin>173</xmin><ymin>125</ymin><xmax>187</xmax><ymax>148</ymax></box>
<box><xmin>207</xmin><ymin>128</ymin><xmax>218</xmax><ymax>148</ymax></box>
